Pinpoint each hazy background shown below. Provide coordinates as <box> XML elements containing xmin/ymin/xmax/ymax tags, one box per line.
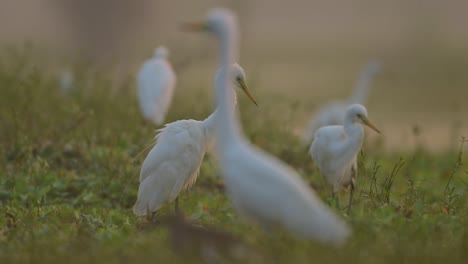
<box><xmin>1</xmin><ymin>0</ymin><xmax>467</xmax><ymax>151</ymax></box>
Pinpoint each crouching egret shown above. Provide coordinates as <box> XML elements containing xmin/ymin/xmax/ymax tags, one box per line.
<box><xmin>310</xmin><ymin>104</ymin><xmax>381</xmax><ymax>213</ymax></box>
<box><xmin>184</xmin><ymin>8</ymin><xmax>350</xmax><ymax>245</ymax></box>
<box><xmin>133</xmin><ymin>63</ymin><xmax>256</xmax><ymax>217</ymax></box>
<box><xmin>304</xmin><ymin>61</ymin><xmax>382</xmax><ymax>144</ymax></box>
<box><xmin>137</xmin><ymin>46</ymin><xmax>176</xmax><ymax>126</ymax></box>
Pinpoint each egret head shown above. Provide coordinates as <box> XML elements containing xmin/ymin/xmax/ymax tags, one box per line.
<box><xmin>230</xmin><ymin>63</ymin><xmax>258</xmax><ymax>106</ymax></box>
<box><xmin>154</xmin><ymin>46</ymin><xmax>169</xmax><ymax>59</ymax></box>
<box><xmin>181</xmin><ymin>8</ymin><xmax>237</xmax><ymax>38</ymax></box>
<box><xmin>346</xmin><ymin>104</ymin><xmax>381</xmax><ymax>134</ymax></box>
<box><xmin>215</xmin><ymin>63</ymin><xmax>258</xmax><ymax>106</ymax></box>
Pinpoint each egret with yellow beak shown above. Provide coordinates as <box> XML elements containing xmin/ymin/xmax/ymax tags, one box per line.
<box><xmin>310</xmin><ymin>104</ymin><xmax>381</xmax><ymax>213</ymax></box>
<box><xmin>303</xmin><ymin>61</ymin><xmax>382</xmax><ymax>144</ymax></box>
<box><xmin>133</xmin><ymin>63</ymin><xmax>257</xmax><ymax>217</ymax></box>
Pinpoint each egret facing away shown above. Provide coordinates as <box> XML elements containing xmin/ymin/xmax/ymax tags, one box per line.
<box><xmin>310</xmin><ymin>104</ymin><xmax>381</xmax><ymax>213</ymax></box>
<box><xmin>184</xmin><ymin>8</ymin><xmax>350</xmax><ymax>245</ymax></box>
<box><xmin>304</xmin><ymin>61</ymin><xmax>382</xmax><ymax>144</ymax></box>
<box><xmin>133</xmin><ymin>63</ymin><xmax>256</xmax><ymax>217</ymax></box>
<box><xmin>137</xmin><ymin>46</ymin><xmax>176</xmax><ymax>126</ymax></box>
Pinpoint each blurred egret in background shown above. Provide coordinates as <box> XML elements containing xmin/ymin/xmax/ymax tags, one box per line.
<box><xmin>184</xmin><ymin>8</ymin><xmax>350</xmax><ymax>245</ymax></box>
<box><xmin>304</xmin><ymin>61</ymin><xmax>382</xmax><ymax>144</ymax></box>
<box><xmin>310</xmin><ymin>104</ymin><xmax>380</xmax><ymax>213</ymax></box>
<box><xmin>137</xmin><ymin>46</ymin><xmax>176</xmax><ymax>126</ymax></box>
<box><xmin>58</xmin><ymin>69</ymin><xmax>74</xmax><ymax>94</ymax></box>
<box><xmin>133</xmin><ymin>63</ymin><xmax>256</xmax><ymax>217</ymax></box>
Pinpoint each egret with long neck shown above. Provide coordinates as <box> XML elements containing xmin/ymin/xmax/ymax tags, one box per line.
<box><xmin>303</xmin><ymin>61</ymin><xmax>382</xmax><ymax>144</ymax></box>
<box><xmin>310</xmin><ymin>104</ymin><xmax>381</xmax><ymax>213</ymax></box>
<box><xmin>184</xmin><ymin>8</ymin><xmax>350</xmax><ymax>245</ymax></box>
<box><xmin>133</xmin><ymin>63</ymin><xmax>256</xmax><ymax>217</ymax></box>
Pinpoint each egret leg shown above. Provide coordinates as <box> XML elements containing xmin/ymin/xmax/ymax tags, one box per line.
<box><xmin>331</xmin><ymin>190</ymin><xmax>340</xmax><ymax>209</ymax></box>
<box><xmin>149</xmin><ymin>211</ymin><xmax>157</xmax><ymax>223</ymax></box>
<box><xmin>346</xmin><ymin>183</ymin><xmax>355</xmax><ymax>214</ymax></box>
<box><xmin>175</xmin><ymin>197</ymin><xmax>180</xmax><ymax>215</ymax></box>
<box><xmin>144</xmin><ymin>204</ymin><xmax>157</xmax><ymax>223</ymax></box>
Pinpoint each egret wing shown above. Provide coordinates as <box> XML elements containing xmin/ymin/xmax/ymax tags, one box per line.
<box><xmin>310</xmin><ymin>125</ymin><xmax>349</xmax><ymax>186</ymax></box>
<box><xmin>133</xmin><ymin>120</ymin><xmax>206</xmax><ymax>215</ymax></box>
<box><xmin>221</xmin><ymin>143</ymin><xmax>350</xmax><ymax>245</ymax></box>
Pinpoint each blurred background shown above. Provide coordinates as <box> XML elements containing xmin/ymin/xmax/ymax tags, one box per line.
<box><xmin>1</xmin><ymin>0</ymin><xmax>467</xmax><ymax>151</ymax></box>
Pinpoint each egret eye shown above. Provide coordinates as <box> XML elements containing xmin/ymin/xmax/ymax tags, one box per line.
<box><xmin>236</xmin><ymin>76</ymin><xmax>241</xmax><ymax>81</ymax></box>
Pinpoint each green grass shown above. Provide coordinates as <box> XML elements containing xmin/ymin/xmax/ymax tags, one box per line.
<box><xmin>0</xmin><ymin>48</ymin><xmax>467</xmax><ymax>263</ymax></box>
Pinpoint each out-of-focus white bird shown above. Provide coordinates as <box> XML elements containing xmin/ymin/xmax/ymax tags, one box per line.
<box><xmin>133</xmin><ymin>63</ymin><xmax>257</xmax><ymax>217</ymax></box>
<box><xmin>184</xmin><ymin>8</ymin><xmax>350</xmax><ymax>245</ymax></box>
<box><xmin>310</xmin><ymin>104</ymin><xmax>380</xmax><ymax>213</ymax></box>
<box><xmin>137</xmin><ymin>46</ymin><xmax>176</xmax><ymax>126</ymax></box>
<box><xmin>58</xmin><ymin>69</ymin><xmax>74</xmax><ymax>94</ymax></box>
<box><xmin>304</xmin><ymin>61</ymin><xmax>382</xmax><ymax>144</ymax></box>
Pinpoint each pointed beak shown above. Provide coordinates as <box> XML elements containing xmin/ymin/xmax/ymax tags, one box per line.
<box><xmin>361</xmin><ymin>116</ymin><xmax>381</xmax><ymax>134</ymax></box>
<box><xmin>237</xmin><ymin>78</ymin><xmax>258</xmax><ymax>106</ymax></box>
<box><xmin>180</xmin><ymin>21</ymin><xmax>207</xmax><ymax>32</ymax></box>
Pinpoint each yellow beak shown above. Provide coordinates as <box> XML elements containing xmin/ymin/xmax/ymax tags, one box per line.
<box><xmin>180</xmin><ymin>21</ymin><xmax>207</xmax><ymax>32</ymax></box>
<box><xmin>361</xmin><ymin>116</ymin><xmax>381</xmax><ymax>134</ymax></box>
<box><xmin>237</xmin><ymin>78</ymin><xmax>258</xmax><ymax>106</ymax></box>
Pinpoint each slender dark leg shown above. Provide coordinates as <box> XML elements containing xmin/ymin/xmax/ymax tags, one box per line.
<box><xmin>145</xmin><ymin>205</ymin><xmax>155</xmax><ymax>223</ymax></box>
<box><xmin>146</xmin><ymin>207</ymin><xmax>157</xmax><ymax>223</ymax></box>
<box><xmin>331</xmin><ymin>189</ymin><xmax>340</xmax><ymax>209</ymax></box>
<box><xmin>346</xmin><ymin>183</ymin><xmax>355</xmax><ymax>214</ymax></box>
<box><xmin>175</xmin><ymin>197</ymin><xmax>180</xmax><ymax>215</ymax></box>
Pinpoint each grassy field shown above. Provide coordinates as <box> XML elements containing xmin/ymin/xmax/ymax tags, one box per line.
<box><xmin>0</xmin><ymin>47</ymin><xmax>467</xmax><ymax>263</ymax></box>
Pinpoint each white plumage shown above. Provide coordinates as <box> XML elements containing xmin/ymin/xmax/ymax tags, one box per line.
<box><xmin>133</xmin><ymin>63</ymin><xmax>255</xmax><ymax>216</ymax></box>
<box><xmin>58</xmin><ymin>69</ymin><xmax>74</xmax><ymax>94</ymax></box>
<box><xmin>186</xmin><ymin>8</ymin><xmax>350</xmax><ymax>245</ymax></box>
<box><xmin>137</xmin><ymin>46</ymin><xmax>176</xmax><ymax>126</ymax></box>
<box><xmin>304</xmin><ymin>61</ymin><xmax>382</xmax><ymax>144</ymax></box>
<box><xmin>310</xmin><ymin>104</ymin><xmax>380</xmax><ymax>212</ymax></box>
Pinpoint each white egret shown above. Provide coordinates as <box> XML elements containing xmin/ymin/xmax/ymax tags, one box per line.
<box><xmin>184</xmin><ymin>8</ymin><xmax>350</xmax><ymax>245</ymax></box>
<box><xmin>310</xmin><ymin>104</ymin><xmax>381</xmax><ymax>213</ymax></box>
<box><xmin>58</xmin><ymin>69</ymin><xmax>74</xmax><ymax>94</ymax></box>
<box><xmin>137</xmin><ymin>46</ymin><xmax>176</xmax><ymax>126</ymax></box>
<box><xmin>304</xmin><ymin>61</ymin><xmax>382</xmax><ymax>144</ymax></box>
<box><xmin>133</xmin><ymin>63</ymin><xmax>257</xmax><ymax>217</ymax></box>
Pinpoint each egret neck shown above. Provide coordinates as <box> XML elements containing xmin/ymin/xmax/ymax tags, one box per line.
<box><xmin>349</xmin><ymin>64</ymin><xmax>379</xmax><ymax>105</ymax></box>
<box><xmin>215</xmin><ymin>18</ymin><xmax>243</xmax><ymax>149</ymax></box>
<box><xmin>202</xmin><ymin>89</ymin><xmax>238</xmax><ymax>139</ymax></box>
<box><xmin>349</xmin><ymin>69</ymin><xmax>371</xmax><ymax>104</ymax></box>
<box><xmin>338</xmin><ymin>117</ymin><xmax>364</xmax><ymax>165</ymax></box>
